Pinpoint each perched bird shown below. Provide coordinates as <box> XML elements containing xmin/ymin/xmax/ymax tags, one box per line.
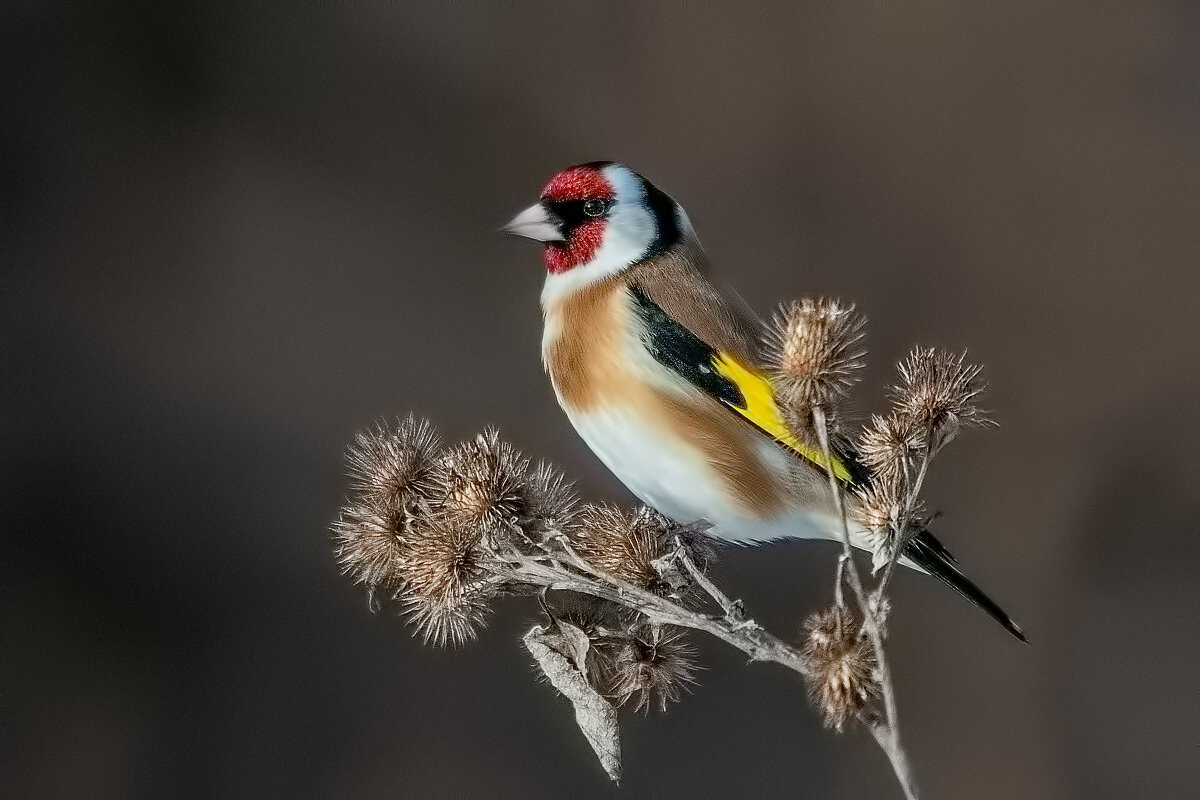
<box><xmin>503</xmin><ymin>162</ymin><xmax>1025</xmax><ymax>641</ymax></box>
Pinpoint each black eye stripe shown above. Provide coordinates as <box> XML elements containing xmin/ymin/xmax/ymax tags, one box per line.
<box><xmin>545</xmin><ymin>199</ymin><xmax>611</xmax><ymax>233</ymax></box>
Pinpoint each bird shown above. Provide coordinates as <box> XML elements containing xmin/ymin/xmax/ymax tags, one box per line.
<box><xmin>502</xmin><ymin>161</ymin><xmax>1025</xmax><ymax>642</ymax></box>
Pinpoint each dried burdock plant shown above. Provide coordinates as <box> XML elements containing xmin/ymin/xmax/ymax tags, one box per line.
<box><xmin>605</xmin><ymin>623</ymin><xmax>698</xmax><ymax>713</ymax></box>
<box><xmin>334</xmin><ymin>303</ymin><xmax>1005</xmax><ymax>800</ymax></box>
<box><xmin>890</xmin><ymin>347</ymin><xmax>994</xmax><ymax>454</ymax></box>
<box><xmin>432</xmin><ymin>429</ymin><xmax>533</xmax><ymax>534</ymax></box>
<box><xmin>570</xmin><ymin>504</ymin><xmax>713</xmax><ymax>598</ymax></box>
<box><xmin>331</xmin><ymin>503</ymin><xmax>410</xmax><ymax>603</ymax></box>
<box><xmin>345</xmin><ymin>415</ymin><xmax>442</xmax><ymax>510</ymax></box>
<box><xmin>857</xmin><ymin>412</ymin><xmax>926</xmax><ymax>486</ymax></box>
<box><xmin>851</xmin><ymin>348</ymin><xmax>992</xmax><ymax>581</ymax></box>
<box><xmin>400</xmin><ymin>516</ymin><xmax>497</xmax><ymax>647</ymax></box>
<box><xmin>801</xmin><ymin>606</ymin><xmax>882</xmax><ymax>731</ymax></box>
<box><xmin>765</xmin><ymin>298</ymin><xmax>866</xmax><ymax>435</ymax></box>
<box><xmin>863</xmin><ymin>490</ymin><xmax>931</xmax><ymax>574</ymax></box>
<box><xmin>849</xmin><ymin>479</ymin><xmax>911</xmax><ymax>573</ymax></box>
<box><xmin>522</xmin><ymin>461</ymin><xmax>581</xmax><ymax>539</ymax></box>
<box><xmin>333</xmin><ymin>415</ymin><xmax>441</xmax><ymax>601</ymax></box>
<box><xmin>433</xmin><ymin>430</ymin><xmax>579</xmax><ymax>543</ymax></box>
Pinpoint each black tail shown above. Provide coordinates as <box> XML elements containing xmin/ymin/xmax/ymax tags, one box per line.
<box><xmin>903</xmin><ymin>530</ymin><xmax>1027</xmax><ymax>643</ymax></box>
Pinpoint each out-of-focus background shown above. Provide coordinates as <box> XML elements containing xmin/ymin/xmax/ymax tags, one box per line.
<box><xmin>4</xmin><ymin>3</ymin><xmax>1199</xmax><ymax>798</ymax></box>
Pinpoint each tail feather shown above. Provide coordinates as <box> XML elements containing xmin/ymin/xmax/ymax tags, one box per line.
<box><xmin>903</xmin><ymin>530</ymin><xmax>1027</xmax><ymax>643</ymax></box>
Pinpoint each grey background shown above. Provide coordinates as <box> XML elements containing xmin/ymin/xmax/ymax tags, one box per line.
<box><xmin>4</xmin><ymin>3</ymin><xmax>1199</xmax><ymax>798</ymax></box>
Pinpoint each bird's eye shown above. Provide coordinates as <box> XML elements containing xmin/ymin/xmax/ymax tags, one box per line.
<box><xmin>582</xmin><ymin>199</ymin><xmax>607</xmax><ymax>217</ymax></box>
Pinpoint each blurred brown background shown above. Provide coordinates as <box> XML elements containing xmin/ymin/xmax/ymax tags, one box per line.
<box><xmin>3</xmin><ymin>3</ymin><xmax>1199</xmax><ymax>798</ymax></box>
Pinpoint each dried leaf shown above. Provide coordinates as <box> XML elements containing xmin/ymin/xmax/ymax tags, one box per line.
<box><xmin>524</xmin><ymin>626</ymin><xmax>621</xmax><ymax>783</ymax></box>
<box><xmin>547</xmin><ymin>619</ymin><xmax>594</xmax><ymax>681</ymax></box>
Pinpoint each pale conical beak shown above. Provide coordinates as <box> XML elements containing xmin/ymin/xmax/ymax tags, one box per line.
<box><xmin>501</xmin><ymin>203</ymin><xmax>565</xmax><ymax>242</ymax></box>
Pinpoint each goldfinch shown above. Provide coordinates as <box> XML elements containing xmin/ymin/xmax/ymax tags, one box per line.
<box><xmin>503</xmin><ymin>162</ymin><xmax>1025</xmax><ymax>641</ymax></box>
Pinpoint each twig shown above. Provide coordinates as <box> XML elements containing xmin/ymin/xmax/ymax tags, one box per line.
<box><xmin>810</xmin><ymin>409</ymin><xmax>893</xmax><ymax>717</ymax></box>
<box><xmin>865</xmin><ymin>717</ymin><xmax>919</xmax><ymax>800</ymax></box>
<box><xmin>491</xmin><ymin>545</ymin><xmax>810</xmax><ymax>675</ymax></box>
<box><xmin>671</xmin><ymin>534</ymin><xmax>748</xmax><ymax>625</ymax></box>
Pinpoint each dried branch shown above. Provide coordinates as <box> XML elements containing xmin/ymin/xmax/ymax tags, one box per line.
<box><xmin>494</xmin><ymin>542</ymin><xmax>810</xmax><ymax>675</ymax></box>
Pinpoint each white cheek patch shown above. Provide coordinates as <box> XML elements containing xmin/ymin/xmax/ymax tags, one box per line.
<box><xmin>595</xmin><ymin>165</ymin><xmax>657</xmax><ymax>263</ymax></box>
<box><xmin>541</xmin><ymin>165</ymin><xmax>658</xmax><ymax>306</ymax></box>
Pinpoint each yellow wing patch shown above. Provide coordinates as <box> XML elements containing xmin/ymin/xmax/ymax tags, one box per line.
<box><xmin>711</xmin><ymin>352</ymin><xmax>854</xmax><ymax>483</ymax></box>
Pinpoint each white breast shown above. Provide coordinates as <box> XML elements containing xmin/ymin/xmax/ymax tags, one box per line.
<box><xmin>555</xmin><ymin>359</ymin><xmax>845</xmax><ymax>545</ymax></box>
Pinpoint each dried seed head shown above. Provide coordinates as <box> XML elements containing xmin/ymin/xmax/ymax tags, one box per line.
<box><xmin>433</xmin><ymin>429</ymin><xmax>528</xmax><ymax>532</ymax></box>
<box><xmin>849</xmin><ymin>479</ymin><xmax>903</xmax><ymax>536</ymax></box>
<box><xmin>431</xmin><ymin>431</ymin><xmax>579</xmax><ymax>546</ymax></box>
<box><xmin>607</xmin><ymin>624</ymin><xmax>698</xmax><ymax>713</ymax></box>
<box><xmin>857</xmin><ymin>412</ymin><xmax>926</xmax><ymax>485</ymax></box>
<box><xmin>332</xmin><ymin>502</ymin><xmax>411</xmax><ymax>601</ymax></box>
<box><xmin>849</xmin><ymin>479</ymin><xmax>923</xmax><ymax>573</ymax></box>
<box><xmin>891</xmin><ymin>348</ymin><xmax>993</xmax><ymax>451</ymax></box>
<box><xmin>333</xmin><ymin>416</ymin><xmax>442</xmax><ymax>599</ymax></box>
<box><xmin>401</xmin><ymin>518</ymin><xmax>496</xmax><ymax>647</ymax></box>
<box><xmin>521</xmin><ymin>461</ymin><xmax>580</xmax><ymax>540</ymax></box>
<box><xmin>766</xmin><ymin>298</ymin><xmax>866</xmax><ymax>429</ymax></box>
<box><xmin>570</xmin><ymin>505</ymin><xmax>714</xmax><ymax>596</ymax></box>
<box><xmin>801</xmin><ymin>606</ymin><xmax>881</xmax><ymax>730</ymax></box>
<box><xmin>335</xmin><ymin>422</ymin><xmax>577</xmax><ymax>647</ymax></box>
<box><xmin>344</xmin><ymin>415</ymin><xmax>442</xmax><ymax>511</ymax></box>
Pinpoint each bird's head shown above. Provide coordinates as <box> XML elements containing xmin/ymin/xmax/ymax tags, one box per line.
<box><xmin>504</xmin><ymin>162</ymin><xmax>687</xmax><ymax>292</ymax></box>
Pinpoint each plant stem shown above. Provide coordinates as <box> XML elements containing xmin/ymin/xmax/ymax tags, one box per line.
<box><xmin>866</xmin><ymin>719</ymin><xmax>919</xmax><ymax>800</ymax></box>
<box><xmin>811</xmin><ymin>407</ymin><xmax>918</xmax><ymax>799</ymax></box>
<box><xmin>671</xmin><ymin>535</ymin><xmax>747</xmax><ymax>623</ymax></box>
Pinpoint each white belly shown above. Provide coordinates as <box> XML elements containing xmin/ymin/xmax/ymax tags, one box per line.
<box><xmin>566</xmin><ymin>404</ymin><xmax>843</xmax><ymax>544</ymax></box>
